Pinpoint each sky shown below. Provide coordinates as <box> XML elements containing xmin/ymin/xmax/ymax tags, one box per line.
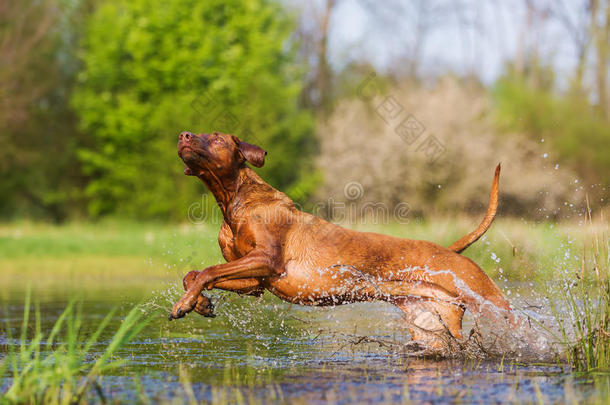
<box><xmin>293</xmin><ymin>0</ymin><xmax>584</xmax><ymax>88</ymax></box>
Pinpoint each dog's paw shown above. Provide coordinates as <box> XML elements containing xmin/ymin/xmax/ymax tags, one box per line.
<box><xmin>168</xmin><ymin>294</ymin><xmax>198</xmax><ymax>321</ymax></box>
<box><xmin>194</xmin><ymin>294</ymin><xmax>216</xmax><ymax>318</ymax></box>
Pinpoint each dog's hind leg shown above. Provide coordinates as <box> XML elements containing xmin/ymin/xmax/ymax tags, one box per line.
<box><xmin>361</xmin><ymin>280</ymin><xmax>464</xmax><ymax>347</ymax></box>
<box><xmin>394</xmin><ymin>298</ymin><xmax>465</xmax><ymax>347</ymax></box>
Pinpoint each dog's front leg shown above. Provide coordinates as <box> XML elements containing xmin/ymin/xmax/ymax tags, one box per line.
<box><xmin>170</xmin><ymin>250</ymin><xmax>274</xmax><ymax>320</ymax></box>
<box><xmin>184</xmin><ymin>270</ymin><xmax>264</xmax><ymax>296</ymax></box>
<box><xmin>181</xmin><ymin>271</ymin><xmax>264</xmax><ymax>318</ymax></box>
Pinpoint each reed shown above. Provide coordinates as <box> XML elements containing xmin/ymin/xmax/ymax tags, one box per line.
<box><xmin>1</xmin><ymin>293</ymin><xmax>154</xmax><ymax>404</ymax></box>
<box><xmin>546</xmin><ymin>204</ymin><xmax>610</xmax><ymax>373</ymax></box>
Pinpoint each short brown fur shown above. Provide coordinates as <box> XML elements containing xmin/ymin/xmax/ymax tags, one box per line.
<box><xmin>170</xmin><ymin>131</ymin><xmax>514</xmax><ymax>346</ymax></box>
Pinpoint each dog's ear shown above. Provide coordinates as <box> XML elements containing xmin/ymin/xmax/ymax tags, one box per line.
<box><xmin>234</xmin><ymin>137</ymin><xmax>266</xmax><ymax>168</ymax></box>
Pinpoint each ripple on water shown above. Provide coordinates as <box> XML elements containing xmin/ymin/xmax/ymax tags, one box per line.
<box><xmin>0</xmin><ymin>283</ymin><xmax>604</xmax><ymax>403</ymax></box>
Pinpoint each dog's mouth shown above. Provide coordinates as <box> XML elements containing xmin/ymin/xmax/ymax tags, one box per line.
<box><xmin>178</xmin><ymin>144</ymin><xmax>192</xmax><ymax>158</ymax></box>
<box><xmin>178</xmin><ymin>143</ymin><xmax>193</xmax><ymax>155</ymax></box>
<box><xmin>178</xmin><ymin>144</ymin><xmax>211</xmax><ymax>174</ymax></box>
<box><xmin>178</xmin><ymin>143</ymin><xmax>202</xmax><ymax>158</ymax></box>
<box><xmin>177</xmin><ymin>146</ymin><xmax>197</xmax><ymax>165</ymax></box>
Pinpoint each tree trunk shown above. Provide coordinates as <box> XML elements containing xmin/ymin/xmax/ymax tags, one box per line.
<box><xmin>591</xmin><ymin>0</ymin><xmax>609</xmax><ymax>120</ymax></box>
<box><xmin>315</xmin><ymin>0</ymin><xmax>335</xmax><ymax>113</ymax></box>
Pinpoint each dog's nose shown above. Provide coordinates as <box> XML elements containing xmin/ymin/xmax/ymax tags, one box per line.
<box><xmin>179</xmin><ymin>131</ymin><xmax>192</xmax><ymax>141</ymax></box>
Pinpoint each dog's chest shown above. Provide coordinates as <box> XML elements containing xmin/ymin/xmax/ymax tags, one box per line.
<box><xmin>217</xmin><ymin>221</ymin><xmax>256</xmax><ymax>260</ymax></box>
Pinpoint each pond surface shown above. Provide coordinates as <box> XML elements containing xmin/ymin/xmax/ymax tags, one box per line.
<box><xmin>1</xmin><ymin>283</ymin><xmax>608</xmax><ymax>404</ymax></box>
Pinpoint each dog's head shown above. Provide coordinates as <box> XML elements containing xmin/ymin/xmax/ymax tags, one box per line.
<box><xmin>177</xmin><ymin>131</ymin><xmax>266</xmax><ymax>178</ymax></box>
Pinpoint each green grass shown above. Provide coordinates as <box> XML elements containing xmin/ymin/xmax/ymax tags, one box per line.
<box><xmin>543</xmin><ymin>209</ymin><xmax>610</xmax><ymax>373</ymax></box>
<box><xmin>347</xmin><ymin>217</ymin><xmax>594</xmax><ymax>281</ymax></box>
<box><xmin>0</xmin><ymin>220</ymin><xmax>221</xmax><ymax>259</ymax></box>
<box><xmin>0</xmin><ymin>218</ymin><xmax>598</xmax><ymax>284</ymax></box>
<box><xmin>0</xmin><ymin>220</ymin><xmax>224</xmax><ymax>286</ymax></box>
<box><xmin>1</xmin><ymin>293</ymin><xmax>155</xmax><ymax>404</ymax></box>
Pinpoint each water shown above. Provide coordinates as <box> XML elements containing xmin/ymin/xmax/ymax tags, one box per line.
<box><xmin>1</xmin><ymin>282</ymin><xmax>608</xmax><ymax>404</ymax></box>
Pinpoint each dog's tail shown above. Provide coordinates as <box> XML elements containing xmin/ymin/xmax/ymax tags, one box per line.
<box><xmin>448</xmin><ymin>163</ymin><xmax>501</xmax><ymax>254</ymax></box>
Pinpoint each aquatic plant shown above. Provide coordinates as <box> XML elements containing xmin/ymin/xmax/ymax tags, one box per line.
<box><xmin>1</xmin><ymin>294</ymin><xmax>154</xmax><ymax>404</ymax></box>
<box><xmin>547</xmin><ymin>206</ymin><xmax>610</xmax><ymax>372</ymax></box>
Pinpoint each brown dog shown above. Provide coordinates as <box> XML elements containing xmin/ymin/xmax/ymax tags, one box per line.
<box><xmin>170</xmin><ymin>131</ymin><xmax>514</xmax><ymax>346</ymax></box>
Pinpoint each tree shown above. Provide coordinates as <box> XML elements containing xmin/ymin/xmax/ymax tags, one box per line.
<box><xmin>0</xmin><ymin>0</ymin><xmax>92</xmax><ymax>221</ymax></box>
<box><xmin>0</xmin><ymin>0</ymin><xmax>56</xmax><ymax>127</ymax></box>
<box><xmin>72</xmin><ymin>0</ymin><xmax>314</xmax><ymax>219</ymax></box>
<box><xmin>291</xmin><ymin>0</ymin><xmax>338</xmax><ymax>113</ymax></box>
<box><xmin>522</xmin><ymin>0</ymin><xmax>610</xmax><ymax>118</ymax></box>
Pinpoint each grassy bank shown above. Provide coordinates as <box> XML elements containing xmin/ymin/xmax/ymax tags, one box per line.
<box><xmin>0</xmin><ymin>218</ymin><xmax>602</xmax><ymax>285</ymax></box>
<box><xmin>0</xmin><ymin>221</ymin><xmax>223</xmax><ymax>287</ymax></box>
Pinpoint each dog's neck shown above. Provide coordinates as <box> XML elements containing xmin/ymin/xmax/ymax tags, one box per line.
<box><xmin>197</xmin><ymin>166</ymin><xmax>264</xmax><ymax>223</ymax></box>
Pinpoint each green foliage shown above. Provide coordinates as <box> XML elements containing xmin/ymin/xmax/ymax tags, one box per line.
<box><xmin>72</xmin><ymin>0</ymin><xmax>314</xmax><ymax>219</ymax></box>
<box><xmin>493</xmin><ymin>74</ymin><xmax>610</xmax><ymax>185</ymax></box>
<box><xmin>1</xmin><ymin>294</ymin><xmax>153</xmax><ymax>404</ymax></box>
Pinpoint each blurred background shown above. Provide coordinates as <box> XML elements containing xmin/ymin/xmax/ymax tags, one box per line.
<box><xmin>2</xmin><ymin>3</ymin><xmax>610</xmax><ymax>403</ymax></box>
<box><xmin>1</xmin><ymin>0</ymin><xmax>608</xmax><ymax>223</ymax></box>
